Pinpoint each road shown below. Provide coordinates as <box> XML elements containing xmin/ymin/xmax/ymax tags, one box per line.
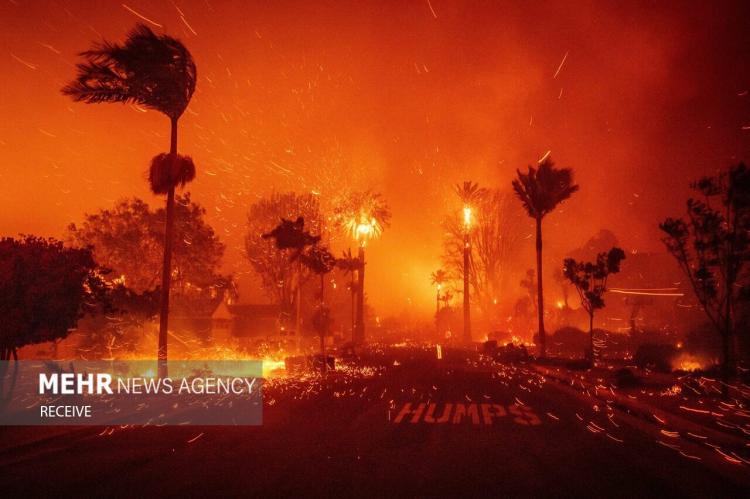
<box><xmin>1</xmin><ymin>347</ymin><xmax>747</xmax><ymax>497</ymax></box>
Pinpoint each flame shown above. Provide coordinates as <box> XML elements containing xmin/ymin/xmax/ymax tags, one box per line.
<box><xmin>463</xmin><ymin>206</ymin><xmax>472</xmax><ymax>229</ymax></box>
<box><xmin>262</xmin><ymin>358</ymin><xmax>287</xmax><ymax>377</ymax></box>
<box><xmin>672</xmin><ymin>354</ymin><xmax>706</xmax><ymax>372</ymax></box>
<box><xmin>347</xmin><ymin>215</ymin><xmax>382</xmax><ymax>246</ymax></box>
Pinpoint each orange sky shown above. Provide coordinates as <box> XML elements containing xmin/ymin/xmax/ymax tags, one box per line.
<box><xmin>1</xmin><ymin>1</ymin><xmax>749</xmax><ymax>316</ymax></box>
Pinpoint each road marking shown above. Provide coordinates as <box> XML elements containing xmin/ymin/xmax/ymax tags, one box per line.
<box><xmin>393</xmin><ymin>402</ymin><xmax>541</xmax><ymax>426</ymax></box>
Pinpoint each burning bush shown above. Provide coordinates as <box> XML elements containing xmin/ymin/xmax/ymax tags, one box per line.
<box><xmin>671</xmin><ymin>353</ymin><xmax>710</xmax><ymax>373</ymax></box>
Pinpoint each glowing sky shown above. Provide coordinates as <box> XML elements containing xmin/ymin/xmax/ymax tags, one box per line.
<box><xmin>1</xmin><ymin>1</ymin><xmax>749</xmax><ymax>315</ymax></box>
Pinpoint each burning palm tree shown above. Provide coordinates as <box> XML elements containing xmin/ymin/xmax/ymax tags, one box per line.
<box><xmin>430</xmin><ymin>269</ymin><xmax>448</xmax><ymax>316</ymax></box>
<box><xmin>454</xmin><ymin>181</ymin><xmax>486</xmax><ymax>342</ymax></box>
<box><xmin>332</xmin><ymin>191</ymin><xmax>391</xmax><ymax>343</ymax></box>
<box><xmin>63</xmin><ymin>24</ymin><xmax>197</xmax><ymax>375</ymax></box>
<box><xmin>512</xmin><ymin>157</ymin><xmax>579</xmax><ymax>358</ymax></box>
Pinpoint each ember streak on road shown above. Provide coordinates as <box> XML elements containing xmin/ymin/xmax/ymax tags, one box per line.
<box><xmin>2</xmin><ymin>347</ymin><xmax>748</xmax><ymax>496</ymax></box>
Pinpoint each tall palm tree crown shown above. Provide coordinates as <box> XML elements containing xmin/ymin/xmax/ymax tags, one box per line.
<box><xmin>62</xmin><ymin>24</ymin><xmax>196</xmax><ymax>120</ymax></box>
<box><xmin>454</xmin><ymin>181</ymin><xmax>487</xmax><ymax>207</ymax></box>
<box><xmin>511</xmin><ymin>158</ymin><xmax>579</xmax><ymax>219</ymax></box>
<box><xmin>431</xmin><ymin>269</ymin><xmax>447</xmax><ymax>287</ymax></box>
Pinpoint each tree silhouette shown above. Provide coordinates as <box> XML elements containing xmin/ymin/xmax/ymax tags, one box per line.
<box><xmin>262</xmin><ymin>217</ymin><xmax>321</xmax><ymax>256</ymax></box>
<box><xmin>262</xmin><ymin>216</ymin><xmax>321</xmax><ymax>340</ymax></box>
<box><xmin>300</xmin><ymin>244</ymin><xmax>337</xmax><ymax>370</ymax></box>
<box><xmin>336</xmin><ymin>249</ymin><xmax>362</xmax><ymax>337</ymax></box>
<box><xmin>63</xmin><ymin>24</ymin><xmax>197</xmax><ymax>375</ymax></box>
<box><xmin>512</xmin><ymin>157</ymin><xmax>579</xmax><ymax>357</ymax></box>
<box><xmin>453</xmin><ymin>181</ymin><xmax>487</xmax><ymax>342</ymax></box>
<box><xmin>245</xmin><ymin>192</ymin><xmax>323</xmax><ymax>317</ymax></box>
<box><xmin>563</xmin><ymin>247</ymin><xmax>626</xmax><ymax>364</ymax></box>
<box><xmin>440</xmin><ymin>290</ymin><xmax>454</xmax><ymax>309</ymax></box>
<box><xmin>661</xmin><ymin>162</ymin><xmax>750</xmax><ymax>387</ymax></box>
<box><xmin>0</xmin><ymin>236</ymin><xmax>110</xmax><ymax>361</ymax></box>
<box><xmin>454</xmin><ymin>181</ymin><xmax>487</xmax><ymax>207</ymax></box>
<box><xmin>430</xmin><ymin>269</ymin><xmax>448</xmax><ymax>315</ymax></box>
<box><xmin>442</xmin><ymin>190</ymin><xmax>524</xmax><ymax>322</ymax></box>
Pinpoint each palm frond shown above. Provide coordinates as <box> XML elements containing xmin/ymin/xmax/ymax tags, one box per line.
<box><xmin>148</xmin><ymin>153</ymin><xmax>196</xmax><ymax>194</ymax></box>
<box><xmin>430</xmin><ymin>269</ymin><xmax>447</xmax><ymax>286</ymax></box>
<box><xmin>512</xmin><ymin>157</ymin><xmax>579</xmax><ymax>219</ymax></box>
<box><xmin>62</xmin><ymin>23</ymin><xmax>196</xmax><ymax>119</ymax></box>
<box><xmin>455</xmin><ymin>181</ymin><xmax>486</xmax><ymax>204</ymax></box>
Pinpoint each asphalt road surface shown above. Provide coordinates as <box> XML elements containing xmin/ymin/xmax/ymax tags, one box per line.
<box><xmin>1</xmin><ymin>347</ymin><xmax>748</xmax><ymax>497</ymax></box>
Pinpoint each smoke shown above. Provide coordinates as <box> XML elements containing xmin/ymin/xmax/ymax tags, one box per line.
<box><xmin>0</xmin><ymin>0</ymin><xmax>748</xmax><ymax>316</ymax></box>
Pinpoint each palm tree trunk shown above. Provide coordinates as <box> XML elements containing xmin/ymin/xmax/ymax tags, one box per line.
<box><xmin>720</xmin><ymin>330</ymin><xmax>731</xmax><ymax>398</ymax></box>
<box><xmin>356</xmin><ymin>246</ymin><xmax>365</xmax><ymax>344</ymax></box>
<box><xmin>158</xmin><ymin>117</ymin><xmax>178</xmax><ymax>378</ymax></box>
<box><xmin>721</xmin><ymin>281</ymin><xmax>733</xmax><ymax>398</ymax></box>
<box><xmin>320</xmin><ymin>273</ymin><xmax>326</xmax><ymax>373</ymax></box>
<box><xmin>535</xmin><ymin>216</ymin><xmax>546</xmax><ymax>358</ymax></box>
<box><xmin>463</xmin><ymin>232</ymin><xmax>471</xmax><ymax>343</ymax></box>
<box><xmin>350</xmin><ymin>274</ymin><xmax>355</xmax><ymax>343</ymax></box>
<box><xmin>588</xmin><ymin>312</ymin><xmax>594</xmax><ymax>364</ymax></box>
<box><xmin>435</xmin><ymin>288</ymin><xmax>441</xmax><ymax>336</ymax></box>
<box><xmin>296</xmin><ymin>260</ymin><xmax>302</xmax><ymax>352</ymax></box>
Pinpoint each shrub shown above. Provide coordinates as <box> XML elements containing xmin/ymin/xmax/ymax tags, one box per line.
<box><xmin>634</xmin><ymin>343</ymin><xmax>678</xmax><ymax>372</ymax></box>
<box><xmin>614</xmin><ymin>367</ymin><xmax>640</xmax><ymax>388</ymax></box>
<box><xmin>550</xmin><ymin>327</ymin><xmax>587</xmax><ymax>357</ymax></box>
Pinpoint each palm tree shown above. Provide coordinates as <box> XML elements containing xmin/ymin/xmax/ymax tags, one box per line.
<box><xmin>332</xmin><ymin>191</ymin><xmax>391</xmax><ymax>344</ymax></box>
<box><xmin>512</xmin><ymin>158</ymin><xmax>579</xmax><ymax>358</ymax></box>
<box><xmin>440</xmin><ymin>290</ymin><xmax>454</xmax><ymax>309</ymax></box>
<box><xmin>62</xmin><ymin>24</ymin><xmax>197</xmax><ymax>375</ymax></box>
<box><xmin>336</xmin><ymin>249</ymin><xmax>362</xmax><ymax>341</ymax></box>
<box><xmin>300</xmin><ymin>244</ymin><xmax>336</xmax><ymax>371</ymax></box>
<box><xmin>430</xmin><ymin>269</ymin><xmax>448</xmax><ymax>316</ymax></box>
<box><xmin>454</xmin><ymin>181</ymin><xmax>486</xmax><ymax>342</ymax></box>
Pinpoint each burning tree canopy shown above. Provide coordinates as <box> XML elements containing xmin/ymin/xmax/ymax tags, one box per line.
<box><xmin>67</xmin><ymin>193</ymin><xmax>229</xmax><ymax>316</ymax></box>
